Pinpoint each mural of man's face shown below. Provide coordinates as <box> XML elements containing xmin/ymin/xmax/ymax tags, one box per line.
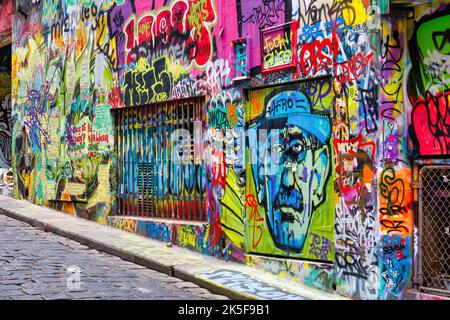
<box><xmin>256</xmin><ymin>124</ymin><xmax>330</xmax><ymax>252</ymax></box>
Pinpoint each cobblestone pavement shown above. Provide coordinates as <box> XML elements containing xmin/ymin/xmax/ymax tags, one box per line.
<box><xmin>0</xmin><ymin>214</ymin><xmax>228</xmax><ymax>300</ymax></box>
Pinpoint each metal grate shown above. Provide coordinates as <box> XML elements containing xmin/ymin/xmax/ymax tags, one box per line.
<box><xmin>115</xmin><ymin>97</ymin><xmax>207</xmax><ymax>221</ymax></box>
<box><xmin>419</xmin><ymin>166</ymin><xmax>450</xmax><ymax>296</ymax></box>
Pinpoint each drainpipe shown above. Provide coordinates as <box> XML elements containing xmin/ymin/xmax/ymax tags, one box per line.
<box><xmin>411</xmin><ymin>160</ymin><xmax>422</xmax><ymax>290</ymax></box>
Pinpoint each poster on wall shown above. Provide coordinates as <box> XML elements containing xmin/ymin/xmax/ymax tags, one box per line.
<box><xmin>261</xmin><ymin>21</ymin><xmax>297</xmax><ymax>75</ymax></box>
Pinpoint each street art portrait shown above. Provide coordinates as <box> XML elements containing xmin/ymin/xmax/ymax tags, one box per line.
<box><xmin>246</xmin><ymin>80</ymin><xmax>334</xmax><ymax>260</ymax></box>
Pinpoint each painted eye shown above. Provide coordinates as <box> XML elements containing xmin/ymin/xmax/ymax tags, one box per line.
<box><xmin>292</xmin><ymin>143</ymin><xmax>303</xmax><ymax>153</ymax></box>
<box><xmin>271</xmin><ymin>144</ymin><xmax>283</xmax><ymax>153</ymax></box>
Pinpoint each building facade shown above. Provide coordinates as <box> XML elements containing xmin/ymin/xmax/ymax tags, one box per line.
<box><xmin>7</xmin><ymin>0</ymin><xmax>450</xmax><ymax>300</ymax></box>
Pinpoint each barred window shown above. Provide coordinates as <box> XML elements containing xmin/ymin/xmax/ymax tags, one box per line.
<box><xmin>115</xmin><ymin>97</ymin><xmax>207</xmax><ymax>221</ymax></box>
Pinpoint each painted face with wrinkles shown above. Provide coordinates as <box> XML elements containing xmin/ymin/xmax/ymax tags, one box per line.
<box><xmin>256</xmin><ymin>125</ymin><xmax>330</xmax><ymax>252</ymax></box>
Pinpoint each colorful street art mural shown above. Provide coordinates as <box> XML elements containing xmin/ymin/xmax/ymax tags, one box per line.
<box><xmin>10</xmin><ymin>0</ymin><xmax>450</xmax><ymax>300</ymax></box>
<box><xmin>245</xmin><ymin>81</ymin><xmax>334</xmax><ymax>260</ymax></box>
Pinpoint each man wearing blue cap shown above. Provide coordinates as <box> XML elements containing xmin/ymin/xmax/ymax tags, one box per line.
<box><xmin>249</xmin><ymin>86</ymin><xmax>331</xmax><ymax>253</ymax></box>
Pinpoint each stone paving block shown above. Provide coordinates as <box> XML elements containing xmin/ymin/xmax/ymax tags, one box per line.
<box><xmin>67</xmin><ymin>291</ymin><xmax>104</xmax><ymax>299</ymax></box>
<box><xmin>0</xmin><ymin>284</ymin><xmax>23</xmax><ymax>290</ymax></box>
<box><xmin>0</xmin><ymin>289</ymin><xmax>26</xmax><ymax>297</ymax></box>
<box><xmin>83</xmin><ymin>282</ymin><xmax>118</xmax><ymax>291</ymax></box>
<box><xmin>0</xmin><ymin>279</ymin><xmax>27</xmax><ymax>285</ymax></box>
<box><xmin>200</xmin><ymin>294</ymin><xmax>231</xmax><ymax>300</ymax></box>
<box><xmin>22</xmin><ymin>287</ymin><xmax>49</xmax><ymax>295</ymax></box>
<box><xmin>12</xmin><ymin>295</ymin><xmax>43</xmax><ymax>300</ymax></box>
<box><xmin>184</xmin><ymin>287</ymin><xmax>215</xmax><ymax>295</ymax></box>
<box><xmin>174</xmin><ymin>281</ymin><xmax>201</xmax><ymax>289</ymax></box>
<box><xmin>42</xmin><ymin>293</ymin><xmax>71</xmax><ymax>300</ymax></box>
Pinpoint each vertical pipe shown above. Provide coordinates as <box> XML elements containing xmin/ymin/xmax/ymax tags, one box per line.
<box><xmin>191</xmin><ymin>100</ymin><xmax>196</xmax><ymax>221</ymax></box>
<box><xmin>135</xmin><ymin>107</ymin><xmax>139</xmax><ymax>216</ymax></box>
<box><xmin>120</xmin><ymin>110</ymin><xmax>124</xmax><ymax>215</ymax></box>
<box><xmin>195</xmin><ymin>98</ymin><xmax>199</xmax><ymax>221</ymax></box>
<box><xmin>173</xmin><ymin>101</ymin><xmax>178</xmax><ymax>220</ymax></box>
<box><xmin>153</xmin><ymin>104</ymin><xmax>157</xmax><ymax>218</ymax></box>
<box><xmin>135</xmin><ymin>107</ymin><xmax>140</xmax><ymax>216</ymax></box>
<box><xmin>153</xmin><ymin>103</ymin><xmax>156</xmax><ymax>218</ymax></box>
<box><xmin>169</xmin><ymin>101</ymin><xmax>174</xmax><ymax>219</ymax></box>
<box><xmin>127</xmin><ymin>107</ymin><xmax>132</xmax><ymax>216</ymax></box>
<box><xmin>117</xmin><ymin>110</ymin><xmax>122</xmax><ymax>215</ymax></box>
<box><xmin>131</xmin><ymin>107</ymin><xmax>136</xmax><ymax>217</ymax></box>
<box><xmin>135</xmin><ymin>106</ymin><xmax>139</xmax><ymax>216</ymax></box>
<box><xmin>192</xmin><ymin>99</ymin><xmax>197</xmax><ymax>221</ymax></box>
<box><xmin>152</xmin><ymin>104</ymin><xmax>156</xmax><ymax>216</ymax></box>
<box><xmin>144</xmin><ymin>104</ymin><xmax>149</xmax><ymax>216</ymax></box>
<box><xmin>124</xmin><ymin>108</ymin><xmax>129</xmax><ymax>216</ymax></box>
<box><xmin>180</xmin><ymin>100</ymin><xmax>184</xmax><ymax>220</ymax></box>
<box><xmin>200</xmin><ymin>97</ymin><xmax>206</xmax><ymax>221</ymax></box>
<box><xmin>141</xmin><ymin>106</ymin><xmax>145</xmax><ymax>216</ymax></box>
<box><xmin>141</xmin><ymin>106</ymin><xmax>145</xmax><ymax>217</ymax></box>
<box><xmin>157</xmin><ymin>102</ymin><xmax>161</xmax><ymax>218</ymax></box>
<box><xmin>189</xmin><ymin>99</ymin><xmax>193</xmax><ymax>221</ymax></box>
<box><xmin>182</xmin><ymin>100</ymin><xmax>187</xmax><ymax>221</ymax></box>
<box><xmin>164</xmin><ymin>102</ymin><xmax>169</xmax><ymax>219</ymax></box>
<box><xmin>139</xmin><ymin>106</ymin><xmax>143</xmax><ymax>216</ymax></box>
<box><xmin>193</xmin><ymin>98</ymin><xmax>198</xmax><ymax>221</ymax></box>
<box><xmin>157</xmin><ymin>103</ymin><xmax>162</xmax><ymax>218</ymax></box>
<box><xmin>174</xmin><ymin>101</ymin><xmax>178</xmax><ymax>220</ymax></box>
<box><xmin>128</xmin><ymin>107</ymin><xmax>133</xmax><ymax>216</ymax></box>
<box><xmin>160</xmin><ymin>102</ymin><xmax>164</xmax><ymax>219</ymax></box>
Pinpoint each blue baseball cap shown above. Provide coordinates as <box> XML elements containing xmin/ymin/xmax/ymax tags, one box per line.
<box><xmin>255</xmin><ymin>90</ymin><xmax>331</xmax><ymax>144</ymax></box>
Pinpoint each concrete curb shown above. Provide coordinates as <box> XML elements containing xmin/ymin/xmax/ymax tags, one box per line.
<box><xmin>173</xmin><ymin>268</ymin><xmax>255</xmax><ymax>300</ymax></box>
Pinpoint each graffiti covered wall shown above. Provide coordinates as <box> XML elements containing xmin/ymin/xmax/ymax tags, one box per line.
<box><xmin>11</xmin><ymin>0</ymin><xmax>450</xmax><ymax>300</ymax></box>
<box><xmin>0</xmin><ymin>45</ymin><xmax>11</xmax><ymax>168</ymax></box>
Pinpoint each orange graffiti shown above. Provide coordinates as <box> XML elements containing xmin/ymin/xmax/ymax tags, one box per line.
<box><xmin>379</xmin><ymin>167</ymin><xmax>413</xmax><ymax>235</ymax></box>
